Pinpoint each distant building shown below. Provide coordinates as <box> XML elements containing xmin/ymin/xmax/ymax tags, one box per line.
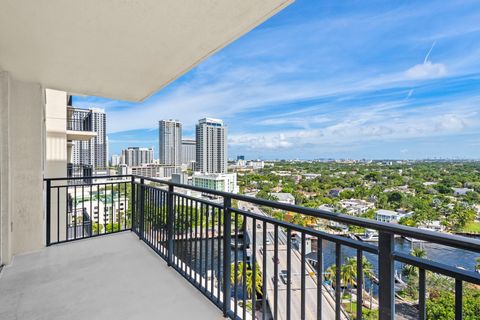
<box><xmin>72</xmin><ymin>108</ymin><xmax>107</xmax><ymax>170</ymax></box>
<box><xmin>452</xmin><ymin>187</ymin><xmax>473</xmax><ymax>196</ymax></box>
<box><xmin>171</xmin><ymin>172</ymin><xmax>190</xmax><ymax>185</ymax></box>
<box><xmin>181</xmin><ymin>139</ymin><xmax>196</xmax><ymax>166</ymax></box>
<box><xmin>192</xmin><ymin>172</ymin><xmax>238</xmax><ymax>193</ymax></box>
<box><xmin>159</xmin><ymin>119</ymin><xmax>182</xmax><ymax>166</ymax></box>
<box><xmin>195</xmin><ymin>118</ymin><xmax>227</xmax><ymax>173</ymax></box>
<box><xmin>247</xmin><ymin>160</ymin><xmax>264</xmax><ymax>170</ymax></box>
<box><xmin>121</xmin><ymin>147</ymin><xmax>154</xmax><ymax>167</ymax></box>
<box><xmin>318</xmin><ymin>204</ymin><xmax>334</xmax><ymax>212</ymax></box>
<box><xmin>419</xmin><ymin>220</ymin><xmax>445</xmax><ymax>232</ymax></box>
<box><xmin>237</xmin><ymin>155</ymin><xmax>245</xmax><ymax>160</ymax></box>
<box><xmin>375</xmin><ymin>209</ymin><xmax>412</xmax><ymax>223</ymax></box>
<box><xmin>328</xmin><ymin>189</ymin><xmax>341</xmax><ymax>198</ymax></box>
<box><xmin>72</xmin><ymin>190</ymin><xmax>128</xmax><ymax>228</ymax></box>
<box><xmin>119</xmin><ymin>163</ymin><xmax>179</xmax><ymax>179</ymax></box>
<box><xmin>111</xmin><ymin>154</ymin><xmax>121</xmax><ymax>167</ymax></box>
<box><xmin>375</xmin><ymin>209</ymin><xmax>399</xmax><ymax>223</ymax></box>
<box><xmin>302</xmin><ymin>173</ymin><xmax>321</xmax><ymax>180</ymax></box>
<box><xmin>339</xmin><ymin>199</ymin><xmax>374</xmax><ymax>215</ymax></box>
<box><xmin>269</xmin><ymin>192</ymin><xmax>295</xmax><ymax>205</ymax></box>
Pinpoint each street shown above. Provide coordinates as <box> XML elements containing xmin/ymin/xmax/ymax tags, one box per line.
<box><xmin>238</xmin><ymin>201</ymin><xmax>345</xmax><ymax>320</ymax></box>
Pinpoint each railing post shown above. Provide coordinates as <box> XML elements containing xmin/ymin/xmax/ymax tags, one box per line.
<box><xmin>167</xmin><ymin>184</ymin><xmax>174</xmax><ymax>267</ymax></box>
<box><xmin>131</xmin><ymin>176</ymin><xmax>135</xmax><ymax>232</ymax></box>
<box><xmin>222</xmin><ymin>196</ymin><xmax>232</xmax><ymax>317</ymax></box>
<box><xmin>139</xmin><ymin>178</ymin><xmax>145</xmax><ymax>240</ymax></box>
<box><xmin>46</xmin><ymin>180</ymin><xmax>51</xmax><ymax>246</ymax></box>
<box><xmin>378</xmin><ymin>231</ymin><xmax>395</xmax><ymax>320</ymax></box>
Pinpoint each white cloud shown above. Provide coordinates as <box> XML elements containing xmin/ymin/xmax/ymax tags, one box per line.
<box><xmin>229</xmin><ymin>101</ymin><xmax>480</xmax><ymax>150</ymax></box>
<box><xmin>405</xmin><ymin>61</ymin><xmax>447</xmax><ymax>79</ymax></box>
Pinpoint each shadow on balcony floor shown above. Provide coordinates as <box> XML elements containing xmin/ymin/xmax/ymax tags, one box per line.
<box><xmin>0</xmin><ymin>232</ymin><xmax>223</xmax><ymax>320</ymax></box>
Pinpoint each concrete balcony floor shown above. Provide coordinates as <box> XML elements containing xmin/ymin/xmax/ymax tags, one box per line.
<box><xmin>0</xmin><ymin>232</ymin><xmax>223</xmax><ymax>320</ymax></box>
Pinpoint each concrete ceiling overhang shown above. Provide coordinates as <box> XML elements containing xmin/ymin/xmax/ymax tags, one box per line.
<box><xmin>0</xmin><ymin>0</ymin><xmax>293</xmax><ymax>102</ymax></box>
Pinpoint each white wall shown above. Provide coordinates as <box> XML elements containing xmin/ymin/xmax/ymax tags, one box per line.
<box><xmin>0</xmin><ymin>71</ymin><xmax>45</xmax><ymax>264</ymax></box>
<box><xmin>44</xmin><ymin>89</ymin><xmax>68</xmax><ymax>244</ymax></box>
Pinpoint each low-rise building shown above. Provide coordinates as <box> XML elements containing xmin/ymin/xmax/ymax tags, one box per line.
<box><xmin>119</xmin><ymin>164</ymin><xmax>179</xmax><ymax>179</ymax></box>
<box><xmin>302</xmin><ymin>173</ymin><xmax>321</xmax><ymax>180</ymax></box>
<box><xmin>192</xmin><ymin>172</ymin><xmax>239</xmax><ymax>194</ymax></box>
<box><xmin>269</xmin><ymin>192</ymin><xmax>295</xmax><ymax>205</ymax></box>
<box><xmin>419</xmin><ymin>220</ymin><xmax>445</xmax><ymax>232</ymax></box>
<box><xmin>452</xmin><ymin>187</ymin><xmax>473</xmax><ymax>196</ymax></box>
<box><xmin>375</xmin><ymin>209</ymin><xmax>412</xmax><ymax>223</ymax></box>
<box><xmin>247</xmin><ymin>160</ymin><xmax>264</xmax><ymax>170</ymax></box>
<box><xmin>339</xmin><ymin>199</ymin><xmax>375</xmax><ymax>215</ymax></box>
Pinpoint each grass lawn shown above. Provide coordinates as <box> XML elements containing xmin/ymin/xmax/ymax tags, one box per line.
<box><xmin>462</xmin><ymin>221</ymin><xmax>480</xmax><ymax>233</ymax></box>
<box><xmin>343</xmin><ymin>302</ymin><xmax>378</xmax><ymax>320</ymax></box>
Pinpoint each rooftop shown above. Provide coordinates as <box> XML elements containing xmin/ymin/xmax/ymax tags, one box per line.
<box><xmin>0</xmin><ymin>232</ymin><xmax>222</xmax><ymax>320</ymax></box>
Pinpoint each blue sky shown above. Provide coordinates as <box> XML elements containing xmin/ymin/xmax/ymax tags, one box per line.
<box><xmin>73</xmin><ymin>0</ymin><xmax>480</xmax><ymax>160</ymax></box>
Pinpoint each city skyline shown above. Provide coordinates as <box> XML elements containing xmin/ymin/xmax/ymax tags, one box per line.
<box><xmin>73</xmin><ymin>0</ymin><xmax>480</xmax><ymax>160</ymax></box>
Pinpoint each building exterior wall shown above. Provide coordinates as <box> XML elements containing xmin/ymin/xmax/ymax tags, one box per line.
<box><xmin>192</xmin><ymin>173</ymin><xmax>238</xmax><ymax>193</ymax></box>
<box><xmin>195</xmin><ymin>118</ymin><xmax>227</xmax><ymax>173</ymax></box>
<box><xmin>159</xmin><ymin>120</ymin><xmax>182</xmax><ymax>166</ymax></box>
<box><xmin>121</xmin><ymin>147</ymin><xmax>154</xmax><ymax>166</ymax></box>
<box><xmin>72</xmin><ymin>108</ymin><xmax>106</xmax><ymax>170</ymax></box>
<box><xmin>0</xmin><ymin>71</ymin><xmax>44</xmax><ymax>264</ymax></box>
<box><xmin>181</xmin><ymin>139</ymin><xmax>196</xmax><ymax>166</ymax></box>
<box><xmin>44</xmin><ymin>89</ymin><xmax>68</xmax><ymax>244</ymax></box>
<box><xmin>111</xmin><ymin>154</ymin><xmax>121</xmax><ymax>166</ymax></box>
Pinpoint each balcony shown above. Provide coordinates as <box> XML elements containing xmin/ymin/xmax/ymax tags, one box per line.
<box><xmin>66</xmin><ymin>108</ymin><xmax>97</xmax><ymax>141</ymax></box>
<box><xmin>0</xmin><ymin>232</ymin><xmax>223</xmax><ymax>320</ymax></box>
<box><xmin>2</xmin><ymin>175</ymin><xmax>479</xmax><ymax>320</ymax></box>
<box><xmin>67</xmin><ymin>163</ymin><xmax>93</xmax><ymax>179</ymax></box>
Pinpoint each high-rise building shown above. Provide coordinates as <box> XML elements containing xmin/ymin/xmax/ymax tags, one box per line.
<box><xmin>195</xmin><ymin>118</ymin><xmax>227</xmax><ymax>173</ymax></box>
<box><xmin>72</xmin><ymin>108</ymin><xmax>107</xmax><ymax>170</ymax></box>
<box><xmin>121</xmin><ymin>147</ymin><xmax>154</xmax><ymax>167</ymax></box>
<box><xmin>181</xmin><ymin>139</ymin><xmax>196</xmax><ymax>166</ymax></box>
<box><xmin>159</xmin><ymin>120</ymin><xmax>182</xmax><ymax>166</ymax></box>
<box><xmin>111</xmin><ymin>154</ymin><xmax>122</xmax><ymax>167</ymax></box>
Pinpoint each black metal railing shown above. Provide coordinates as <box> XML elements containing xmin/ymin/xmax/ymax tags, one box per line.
<box><xmin>44</xmin><ymin>175</ymin><xmax>480</xmax><ymax>320</ymax></box>
<box><xmin>45</xmin><ymin>175</ymin><xmax>132</xmax><ymax>245</ymax></box>
<box><xmin>67</xmin><ymin>163</ymin><xmax>93</xmax><ymax>178</ymax></box>
<box><xmin>67</xmin><ymin>110</ymin><xmax>93</xmax><ymax>131</ymax></box>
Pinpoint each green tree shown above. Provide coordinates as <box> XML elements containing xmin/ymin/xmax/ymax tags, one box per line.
<box><xmin>230</xmin><ymin>262</ymin><xmax>262</xmax><ymax>298</ymax></box>
<box><xmin>427</xmin><ymin>287</ymin><xmax>480</xmax><ymax>320</ymax></box>
<box><xmin>402</xmin><ymin>247</ymin><xmax>426</xmax><ymax>278</ymax></box>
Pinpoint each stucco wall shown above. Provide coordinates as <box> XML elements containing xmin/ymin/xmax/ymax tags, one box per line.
<box><xmin>0</xmin><ymin>71</ymin><xmax>45</xmax><ymax>264</ymax></box>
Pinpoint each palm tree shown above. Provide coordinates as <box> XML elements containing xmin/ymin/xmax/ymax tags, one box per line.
<box><xmin>231</xmin><ymin>262</ymin><xmax>263</xmax><ymax>299</ymax></box>
<box><xmin>341</xmin><ymin>257</ymin><xmax>357</xmax><ymax>312</ymax></box>
<box><xmin>402</xmin><ymin>247</ymin><xmax>427</xmax><ymax>278</ymax></box>
<box><xmin>361</xmin><ymin>257</ymin><xmax>374</xmax><ymax>282</ymax></box>
<box><xmin>342</xmin><ymin>257</ymin><xmax>357</xmax><ymax>289</ymax></box>
<box><xmin>325</xmin><ymin>265</ymin><xmax>337</xmax><ymax>284</ymax></box>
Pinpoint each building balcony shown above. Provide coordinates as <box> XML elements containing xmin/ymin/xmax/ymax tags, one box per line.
<box><xmin>66</xmin><ymin>108</ymin><xmax>97</xmax><ymax>141</ymax></box>
<box><xmin>67</xmin><ymin>163</ymin><xmax>93</xmax><ymax>178</ymax></box>
<box><xmin>1</xmin><ymin>175</ymin><xmax>478</xmax><ymax>320</ymax></box>
<box><xmin>0</xmin><ymin>232</ymin><xmax>222</xmax><ymax>320</ymax></box>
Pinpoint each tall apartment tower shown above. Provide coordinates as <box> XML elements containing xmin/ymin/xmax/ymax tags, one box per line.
<box><xmin>72</xmin><ymin>108</ymin><xmax>107</xmax><ymax>170</ymax></box>
<box><xmin>181</xmin><ymin>139</ymin><xmax>196</xmax><ymax>165</ymax></box>
<box><xmin>159</xmin><ymin>120</ymin><xmax>182</xmax><ymax>166</ymax></box>
<box><xmin>195</xmin><ymin>118</ymin><xmax>227</xmax><ymax>173</ymax></box>
<box><xmin>121</xmin><ymin>147</ymin><xmax>154</xmax><ymax>166</ymax></box>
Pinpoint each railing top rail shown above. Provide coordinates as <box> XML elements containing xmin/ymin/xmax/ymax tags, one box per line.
<box><xmin>43</xmin><ymin>174</ymin><xmax>480</xmax><ymax>253</ymax></box>
<box><xmin>44</xmin><ymin>175</ymin><xmax>132</xmax><ymax>181</ymax></box>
